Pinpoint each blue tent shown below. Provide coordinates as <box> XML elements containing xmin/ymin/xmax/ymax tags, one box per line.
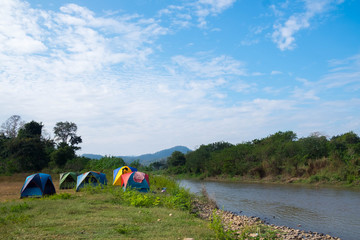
<box><xmin>76</xmin><ymin>171</ymin><xmax>107</xmax><ymax>191</ymax></box>
<box><xmin>20</xmin><ymin>173</ymin><xmax>56</xmax><ymax>198</ymax></box>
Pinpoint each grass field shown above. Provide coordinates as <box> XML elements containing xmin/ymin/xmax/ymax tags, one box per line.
<box><xmin>0</xmin><ymin>173</ymin><xmax>216</xmax><ymax>239</ymax></box>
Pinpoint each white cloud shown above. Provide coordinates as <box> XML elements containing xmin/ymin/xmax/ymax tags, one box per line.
<box><xmin>321</xmin><ymin>54</ymin><xmax>360</xmax><ymax>90</ymax></box>
<box><xmin>195</xmin><ymin>0</ymin><xmax>236</xmax><ymax>27</ymax></box>
<box><xmin>271</xmin><ymin>70</ymin><xmax>283</xmax><ymax>75</ymax></box>
<box><xmin>158</xmin><ymin>0</ymin><xmax>236</xmax><ymax>28</ymax></box>
<box><xmin>232</xmin><ymin>81</ymin><xmax>255</xmax><ymax>93</ymax></box>
<box><xmin>171</xmin><ymin>54</ymin><xmax>246</xmax><ymax>78</ymax></box>
<box><xmin>272</xmin><ymin>0</ymin><xmax>343</xmax><ymax>50</ymax></box>
<box><xmin>292</xmin><ymin>87</ymin><xmax>320</xmax><ymax>100</ymax></box>
<box><xmin>0</xmin><ymin>0</ymin><xmax>47</xmax><ymax>54</ymax></box>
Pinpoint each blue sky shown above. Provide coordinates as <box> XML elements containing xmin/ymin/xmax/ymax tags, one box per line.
<box><xmin>1</xmin><ymin>0</ymin><xmax>359</xmax><ymax>155</ymax></box>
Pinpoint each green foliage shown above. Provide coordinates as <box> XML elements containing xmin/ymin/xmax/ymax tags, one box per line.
<box><xmin>0</xmin><ymin>120</ymin><xmax>52</xmax><ymax>173</ymax></box>
<box><xmin>109</xmin><ymin>175</ymin><xmax>192</xmax><ymax>210</ymax></box>
<box><xmin>53</xmin><ymin>121</ymin><xmax>82</xmax><ymax>149</ymax></box>
<box><xmin>238</xmin><ymin>224</ymin><xmax>281</xmax><ymax>240</ymax></box>
<box><xmin>121</xmin><ymin>189</ymin><xmax>161</xmax><ymax>207</ymax></box>
<box><xmin>79</xmin><ymin>183</ymin><xmax>105</xmax><ymax>194</ymax></box>
<box><xmin>50</xmin><ymin>143</ymin><xmax>75</xmax><ymax>167</ymax></box>
<box><xmin>162</xmin><ymin>187</ymin><xmax>192</xmax><ymax>210</ymax></box>
<box><xmin>63</xmin><ymin>156</ymin><xmax>90</xmax><ymax>172</ymax></box>
<box><xmin>209</xmin><ymin>210</ymin><xmax>237</xmax><ymax>240</ymax></box>
<box><xmin>86</xmin><ymin>156</ymin><xmax>126</xmax><ymax>171</ymax></box>
<box><xmin>46</xmin><ymin>193</ymin><xmax>73</xmax><ymax>200</ymax></box>
<box><xmin>185</xmin><ymin>142</ymin><xmax>233</xmax><ymax>174</ymax></box>
<box><xmin>168</xmin><ymin>151</ymin><xmax>186</xmax><ymax>167</ymax></box>
<box><xmin>17</xmin><ymin>121</ymin><xmax>43</xmax><ymax>139</ymax></box>
<box><xmin>149</xmin><ymin>159</ymin><xmax>167</xmax><ymax>170</ymax></box>
<box><xmin>209</xmin><ymin>210</ymin><xmax>282</xmax><ymax>240</ymax></box>
<box><xmin>7</xmin><ymin>137</ymin><xmax>49</xmax><ymax>172</ymax></box>
<box><xmin>298</xmin><ymin>133</ymin><xmax>328</xmax><ymax>160</ymax></box>
<box><xmin>129</xmin><ymin>159</ymin><xmax>141</xmax><ymax>169</ymax></box>
<box><xmin>168</xmin><ymin>131</ymin><xmax>360</xmax><ymax>185</ymax></box>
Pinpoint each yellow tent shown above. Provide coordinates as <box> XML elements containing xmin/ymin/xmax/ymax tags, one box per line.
<box><xmin>113</xmin><ymin>166</ymin><xmax>134</xmax><ymax>185</ymax></box>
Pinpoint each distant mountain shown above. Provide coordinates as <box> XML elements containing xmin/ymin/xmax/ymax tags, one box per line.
<box><xmin>82</xmin><ymin>145</ymin><xmax>192</xmax><ymax>165</ymax></box>
<box><xmin>81</xmin><ymin>153</ymin><xmax>103</xmax><ymax>160</ymax></box>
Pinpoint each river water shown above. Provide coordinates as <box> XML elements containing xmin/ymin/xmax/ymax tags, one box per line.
<box><xmin>179</xmin><ymin>179</ymin><xmax>360</xmax><ymax>240</ymax></box>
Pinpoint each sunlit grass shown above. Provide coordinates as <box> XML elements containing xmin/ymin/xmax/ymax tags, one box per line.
<box><xmin>0</xmin><ymin>175</ymin><xmax>215</xmax><ymax>240</ymax></box>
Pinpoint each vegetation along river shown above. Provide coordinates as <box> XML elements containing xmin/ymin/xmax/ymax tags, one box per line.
<box><xmin>179</xmin><ymin>179</ymin><xmax>360</xmax><ymax>240</ymax></box>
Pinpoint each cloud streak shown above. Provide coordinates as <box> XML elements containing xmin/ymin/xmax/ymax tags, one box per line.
<box><xmin>271</xmin><ymin>0</ymin><xmax>344</xmax><ymax>50</ymax></box>
<box><xmin>158</xmin><ymin>0</ymin><xmax>236</xmax><ymax>28</ymax></box>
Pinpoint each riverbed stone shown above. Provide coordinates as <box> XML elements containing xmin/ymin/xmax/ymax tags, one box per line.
<box><xmin>191</xmin><ymin>197</ymin><xmax>342</xmax><ymax>240</ymax></box>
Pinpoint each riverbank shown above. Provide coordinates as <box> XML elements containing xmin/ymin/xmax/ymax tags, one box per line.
<box><xmin>174</xmin><ymin>173</ymin><xmax>360</xmax><ymax>188</ymax></box>
<box><xmin>0</xmin><ymin>174</ymin><xmax>216</xmax><ymax>239</ymax></box>
<box><xmin>193</xmin><ymin>192</ymin><xmax>342</xmax><ymax>240</ymax></box>
<box><xmin>0</xmin><ymin>173</ymin><xmax>346</xmax><ymax>239</ymax></box>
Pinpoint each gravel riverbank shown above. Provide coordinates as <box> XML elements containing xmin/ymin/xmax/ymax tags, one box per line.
<box><xmin>191</xmin><ymin>198</ymin><xmax>342</xmax><ymax>240</ymax></box>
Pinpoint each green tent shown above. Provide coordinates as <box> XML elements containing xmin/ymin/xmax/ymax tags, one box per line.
<box><xmin>59</xmin><ymin>172</ymin><xmax>78</xmax><ymax>189</ymax></box>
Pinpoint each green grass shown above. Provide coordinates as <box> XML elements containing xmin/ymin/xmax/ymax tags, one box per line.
<box><xmin>0</xmin><ymin>176</ymin><xmax>216</xmax><ymax>240</ymax></box>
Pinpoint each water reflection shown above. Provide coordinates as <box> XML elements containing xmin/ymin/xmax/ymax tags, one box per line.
<box><xmin>179</xmin><ymin>179</ymin><xmax>360</xmax><ymax>240</ymax></box>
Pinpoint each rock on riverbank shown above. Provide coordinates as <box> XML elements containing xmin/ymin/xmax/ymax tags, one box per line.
<box><xmin>191</xmin><ymin>198</ymin><xmax>341</xmax><ymax>240</ymax></box>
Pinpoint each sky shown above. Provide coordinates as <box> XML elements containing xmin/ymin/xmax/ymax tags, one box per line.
<box><xmin>1</xmin><ymin>0</ymin><xmax>359</xmax><ymax>156</ymax></box>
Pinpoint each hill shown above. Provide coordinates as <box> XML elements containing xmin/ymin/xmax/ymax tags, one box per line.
<box><xmin>82</xmin><ymin>146</ymin><xmax>191</xmax><ymax>165</ymax></box>
<box><xmin>81</xmin><ymin>153</ymin><xmax>103</xmax><ymax>160</ymax></box>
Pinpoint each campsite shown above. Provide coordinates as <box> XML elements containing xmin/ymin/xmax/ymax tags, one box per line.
<box><xmin>0</xmin><ymin>171</ymin><xmax>219</xmax><ymax>239</ymax></box>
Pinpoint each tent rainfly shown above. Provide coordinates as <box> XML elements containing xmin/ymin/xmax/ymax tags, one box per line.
<box><xmin>76</xmin><ymin>171</ymin><xmax>107</xmax><ymax>192</ymax></box>
<box><xmin>20</xmin><ymin>173</ymin><xmax>56</xmax><ymax>198</ymax></box>
<box><xmin>59</xmin><ymin>172</ymin><xmax>78</xmax><ymax>189</ymax></box>
<box><xmin>121</xmin><ymin>171</ymin><xmax>150</xmax><ymax>192</ymax></box>
<box><xmin>113</xmin><ymin>166</ymin><xmax>137</xmax><ymax>185</ymax></box>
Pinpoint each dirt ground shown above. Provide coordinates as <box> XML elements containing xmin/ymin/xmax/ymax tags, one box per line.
<box><xmin>0</xmin><ymin>173</ymin><xmax>73</xmax><ymax>202</ymax></box>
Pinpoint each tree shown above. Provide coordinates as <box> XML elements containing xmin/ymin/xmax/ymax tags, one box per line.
<box><xmin>0</xmin><ymin>115</ymin><xmax>25</xmax><ymax>138</ymax></box>
<box><xmin>17</xmin><ymin>121</ymin><xmax>43</xmax><ymax>139</ymax></box>
<box><xmin>149</xmin><ymin>160</ymin><xmax>167</xmax><ymax>170</ymax></box>
<box><xmin>6</xmin><ymin>121</ymin><xmax>49</xmax><ymax>172</ymax></box>
<box><xmin>130</xmin><ymin>159</ymin><xmax>141</xmax><ymax>169</ymax></box>
<box><xmin>50</xmin><ymin>143</ymin><xmax>75</xmax><ymax>167</ymax></box>
<box><xmin>298</xmin><ymin>133</ymin><xmax>328</xmax><ymax>160</ymax></box>
<box><xmin>53</xmin><ymin>121</ymin><xmax>82</xmax><ymax>150</ymax></box>
<box><xmin>168</xmin><ymin>151</ymin><xmax>186</xmax><ymax>167</ymax></box>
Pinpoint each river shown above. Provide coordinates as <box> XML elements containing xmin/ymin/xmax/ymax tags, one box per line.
<box><xmin>179</xmin><ymin>179</ymin><xmax>360</xmax><ymax>240</ymax></box>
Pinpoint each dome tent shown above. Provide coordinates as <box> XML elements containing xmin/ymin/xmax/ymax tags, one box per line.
<box><xmin>121</xmin><ymin>171</ymin><xmax>150</xmax><ymax>192</ymax></box>
<box><xmin>59</xmin><ymin>172</ymin><xmax>78</xmax><ymax>189</ymax></box>
<box><xmin>76</xmin><ymin>171</ymin><xmax>107</xmax><ymax>191</ymax></box>
<box><xmin>113</xmin><ymin>166</ymin><xmax>137</xmax><ymax>185</ymax></box>
<box><xmin>20</xmin><ymin>173</ymin><xmax>56</xmax><ymax>198</ymax></box>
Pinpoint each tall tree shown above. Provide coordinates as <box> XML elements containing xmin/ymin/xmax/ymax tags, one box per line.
<box><xmin>53</xmin><ymin>121</ymin><xmax>82</xmax><ymax>150</ymax></box>
<box><xmin>0</xmin><ymin>115</ymin><xmax>25</xmax><ymax>138</ymax></box>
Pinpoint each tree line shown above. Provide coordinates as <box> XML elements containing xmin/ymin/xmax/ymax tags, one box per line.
<box><xmin>0</xmin><ymin>115</ymin><xmax>127</xmax><ymax>174</ymax></box>
<box><xmin>165</xmin><ymin>131</ymin><xmax>360</xmax><ymax>184</ymax></box>
<box><xmin>2</xmin><ymin>114</ymin><xmax>359</xmax><ymax>184</ymax></box>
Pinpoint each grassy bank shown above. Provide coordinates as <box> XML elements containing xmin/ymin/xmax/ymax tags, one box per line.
<box><xmin>0</xmin><ymin>173</ymin><xmax>288</xmax><ymax>240</ymax></box>
<box><xmin>0</xmin><ymin>175</ymin><xmax>216</xmax><ymax>239</ymax></box>
<box><xmin>0</xmin><ymin>192</ymin><xmax>215</xmax><ymax>239</ymax></box>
